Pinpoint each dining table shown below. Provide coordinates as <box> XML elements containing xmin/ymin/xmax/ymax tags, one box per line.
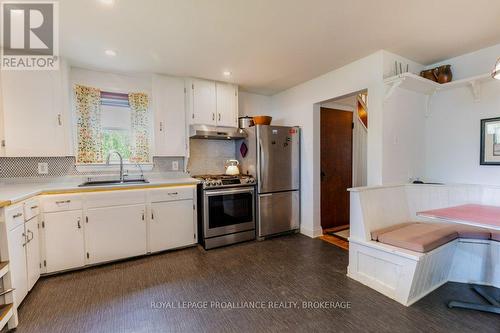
<box><xmin>417</xmin><ymin>204</ymin><xmax>500</xmax><ymax>315</ymax></box>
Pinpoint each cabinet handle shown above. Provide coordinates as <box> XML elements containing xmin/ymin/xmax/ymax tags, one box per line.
<box><xmin>167</xmin><ymin>192</ymin><xmax>178</xmax><ymax>196</ymax></box>
<box><xmin>30</xmin><ymin>205</ymin><xmax>38</xmax><ymax>210</ymax></box>
<box><xmin>12</xmin><ymin>212</ymin><xmax>23</xmax><ymax>219</ymax></box>
<box><xmin>218</xmin><ymin>113</ymin><xmax>221</xmax><ymax>121</ymax></box>
<box><xmin>57</xmin><ymin>114</ymin><xmax>62</xmax><ymax>126</ymax></box>
<box><xmin>151</xmin><ymin>211</ymin><xmax>154</xmax><ymax>220</ymax></box>
<box><xmin>27</xmin><ymin>230</ymin><xmax>34</xmax><ymax>242</ymax></box>
<box><xmin>212</xmin><ymin>113</ymin><xmax>215</xmax><ymax>121</ymax></box>
<box><xmin>22</xmin><ymin>232</ymin><xmax>27</xmax><ymax>247</ymax></box>
<box><xmin>142</xmin><ymin>212</ymin><xmax>145</xmax><ymax>221</ymax></box>
<box><xmin>159</xmin><ymin>121</ymin><xmax>163</xmax><ymax>132</ymax></box>
<box><xmin>77</xmin><ymin>217</ymin><xmax>81</xmax><ymax>229</ymax></box>
<box><xmin>55</xmin><ymin>200</ymin><xmax>71</xmax><ymax>204</ymax></box>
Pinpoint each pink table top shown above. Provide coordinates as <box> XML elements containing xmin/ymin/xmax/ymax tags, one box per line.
<box><xmin>417</xmin><ymin>204</ymin><xmax>500</xmax><ymax>231</ymax></box>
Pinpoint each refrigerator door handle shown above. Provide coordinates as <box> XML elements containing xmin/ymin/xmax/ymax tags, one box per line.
<box><xmin>257</xmin><ymin>137</ymin><xmax>265</xmax><ymax>192</ymax></box>
<box><xmin>260</xmin><ymin>193</ymin><xmax>272</xmax><ymax>197</ymax></box>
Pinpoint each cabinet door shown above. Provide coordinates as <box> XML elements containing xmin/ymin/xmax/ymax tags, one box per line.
<box><xmin>190</xmin><ymin>79</ymin><xmax>216</xmax><ymax>126</ymax></box>
<box><xmin>1</xmin><ymin>70</ymin><xmax>67</xmax><ymax>156</ymax></box>
<box><xmin>216</xmin><ymin>83</ymin><xmax>238</xmax><ymax>128</ymax></box>
<box><xmin>44</xmin><ymin>210</ymin><xmax>85</xmax><ymax>273</ymax></box>
<box><xmin>86</xmin><ymin>204</ymin><xmax>147</xmax><ymax>264</ymax></box>
<box><xmin>25</xmin><ymin>217</ymin><xmax>40</xmax><ymax>290</ymax></box>
<box><xmin>8</xmin><ymin>224</ymin><xmax>28</xmax><ymax>307</ymax></box>
<box><xmin>152</xmin><ymin>75</ymin><xmax>186</xmax><ymax>156</ymax></box>
<box><xmin>150</xmin><ymin>200</ymin><xmax>196</xmax><ymax>252</ymax></box>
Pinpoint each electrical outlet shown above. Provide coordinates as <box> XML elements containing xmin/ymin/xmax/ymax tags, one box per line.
<box><xmin>38</xmin><ymin>162</ymin><xmax>48</xmax><ymax>175</ymax></box>
<box><xmin>171</xmin><ymin>161</ymin><xmax>179</xmax><ymax>171</ymax></box>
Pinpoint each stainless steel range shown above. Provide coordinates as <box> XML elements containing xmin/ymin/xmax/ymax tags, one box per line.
<box><xmin>195</xmin><ymin>174</ymin><xmax>256</xmax><ymax>249</ymax></box>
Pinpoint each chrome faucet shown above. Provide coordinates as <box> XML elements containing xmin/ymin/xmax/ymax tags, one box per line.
<box><xmin>106</xmin><ymin>151</ymin><xmax>124</xmax><ymax>183</ymax></box>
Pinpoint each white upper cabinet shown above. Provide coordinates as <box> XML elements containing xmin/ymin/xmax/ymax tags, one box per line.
<box><xmin>188</xmin><ymin>78</ymin><xmax>217</xmax><ymax>126</ymax></box>
<box><xmin>152</xmin><ymin>75</ymin><xmax>187</xmax><ymax>156</ymax></box>
<box><xmin>0</xmin><ymin>61</ymin><xmax>71</xmax><ymax>157</ymax></box>
<box><xmin>216</xmin><ymin>82</ymin><xmax>238</xmax><ymax>128</ymax></box>
<box><xmin>187</xmin><ymin>78</ymin><xmax>238</xmax><ymax>128</ymax></box>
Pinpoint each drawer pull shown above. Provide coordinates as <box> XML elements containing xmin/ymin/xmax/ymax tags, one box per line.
<box><xmin>167</xmin><ymin>192</ymin><xmax>178</xmax><ymax>196</ymax></box>
<box><xmin>12</xmin><ymin>212</ymin><xmax>23</xmax><ymax>219</ymax></box>
<box><xmin>22</xmin><ymin>232</ymin><xmax>27</xmax><ymax>247</ymax></box>
<box><xmin>55</xmin><ymin>200</ymin><xmax>71</xmax><ymax>204</ymax></box>
<box><xmin>27</xmin><ymin>230</ymin><xmax>34</xmax><ymax>242</ymax></box>
<box><xmin>30</xmin><ymin>205</ymin><xmax>39</xmax><ymax>210</ymax></box>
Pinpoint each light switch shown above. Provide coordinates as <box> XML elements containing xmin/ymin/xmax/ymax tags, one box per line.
<box><xmin>171</xmin><ymin>161</ymin><xmax>179</xmax><ymax>171</ymax></box>
<box><xmin>38</xmin><ymin>162</ymin><xmax>48</xmax><ymax>174</ymax></box>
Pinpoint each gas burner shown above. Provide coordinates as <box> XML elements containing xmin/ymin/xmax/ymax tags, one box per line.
<box><xmin>194</xmin><ymin>174</ymin><xmax>256</xmax><ymax>189</ymax></box>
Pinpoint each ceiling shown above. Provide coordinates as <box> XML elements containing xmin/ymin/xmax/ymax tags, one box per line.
<box><xmin>59</xmin><ymin>0</ymin><xmax>500</xmax><ymax>95</ymax></box>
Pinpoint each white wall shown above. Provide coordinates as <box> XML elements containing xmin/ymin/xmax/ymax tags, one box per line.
<box><xmin>424</xmin><ymin>44</ymin><xmax>500</xmax><ymax>184</ymax></box>
<box><xmin>383</xmin><ymin>88</ymin><xmax>427</xmax><ymax>184</ymax></box>
<box><xmin>238</xmin><ymin>91</ymin><xmax>272</xmax><ymax>117</ymax></box>
<box><xmin>270</xmin><ymin>51</ymin><xmax>385</xmax><ymax>237</ymax></box>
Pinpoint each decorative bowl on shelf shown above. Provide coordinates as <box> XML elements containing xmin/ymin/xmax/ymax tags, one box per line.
<box><xmin>420</xmin><ymin>65</ymin><xmax>452</xmax><ymax>84</ymax></box>
<box><xmin>253</xmin><ymin>115</ymin><xmax>272</xmax><ymax>125</ymax></box>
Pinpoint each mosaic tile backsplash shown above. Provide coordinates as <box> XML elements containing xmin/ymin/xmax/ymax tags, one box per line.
<box><xmin>187</xmin><ymin>139</ymin><xmax>236</xmax><ymax>175</ymax></box>
<box><xmin>0</xmin><ymin>156</ymin><xmax>184</xmax><ymax>178</ymax></box>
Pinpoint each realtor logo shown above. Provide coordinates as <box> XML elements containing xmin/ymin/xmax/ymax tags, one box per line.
<box><xmin>1</xmin><ymin>1</ymin><xmax>59</xmax><ymax>70</ymax></box>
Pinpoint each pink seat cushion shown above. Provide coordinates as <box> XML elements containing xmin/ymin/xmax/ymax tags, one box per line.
<box><xmin>452</xmin><ymin>225</ymin><xmax>491</xmax><ymax>240</ymax></box>
<box><xmin>377</xmin><ymin>223</ymin><xmax>458</xmax><ymax>253</ymax></box>
<box><xmin>370</xmin><ymin>222</ymin><xmax>418</xmax><ymax>241</ymax></box>
<box><xmin>491</xmin><ymin>231</ymin><xmax>500</xmax><ymax>242</ymax></box>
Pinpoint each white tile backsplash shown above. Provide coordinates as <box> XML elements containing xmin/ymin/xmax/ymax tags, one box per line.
<box><xmin>187</xmin><ymin>139</ymin><xmax>236</xmax><ymax>175</ymax></box>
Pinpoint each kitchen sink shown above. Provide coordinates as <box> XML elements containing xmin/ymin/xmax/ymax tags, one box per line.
<box><xmin>78</xmin><ymin>179</ymin><xmax>149</xmax><ymax>187</ymax></box>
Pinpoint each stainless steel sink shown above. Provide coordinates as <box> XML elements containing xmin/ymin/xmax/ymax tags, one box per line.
<box><xmin>78</xmin><ymin>179</ymin><xmax>149</xmax><ymax>187</ymax></box>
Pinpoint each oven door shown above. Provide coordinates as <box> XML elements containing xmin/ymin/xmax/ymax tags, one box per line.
<box><xmin>203</xmin><ymin>187</ymin><xmax>255</xmax><ymax>238</ymax></box>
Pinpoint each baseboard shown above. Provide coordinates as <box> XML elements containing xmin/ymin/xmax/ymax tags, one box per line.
<box><xmin>300</xmin><ymin>225</ymin><xmax>323</xmax><ymax>238</ymax></box>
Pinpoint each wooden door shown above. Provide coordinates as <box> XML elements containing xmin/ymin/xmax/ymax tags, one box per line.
<box><xmin>150</xmin><ymin>199</ymin><xmax>196</xmax><ymax>252</ymax></box>
<box><xmin>320</xmin><ymin>108</ymin><xmax>353</xmax><ymax>229</ymax></box>
<box><xmin>44</xmin><ymin>210</ymin><xmax>85</xmax><ymax>273</ymax></box>
<box><xmin>86</xmin><ymin>204</ymin><xmax>147</xmax><ymax>264</ymax></box>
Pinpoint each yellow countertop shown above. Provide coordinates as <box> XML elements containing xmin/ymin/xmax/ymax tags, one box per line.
<box><xmin>0</xmin><ymin>176</ymin><xmax>200</xmax><ymax>208</ymax></box>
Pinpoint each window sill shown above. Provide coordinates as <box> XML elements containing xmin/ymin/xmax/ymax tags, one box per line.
<box><xmin>75</xmin><ymin>163</ymin><xmax>154</xmax><ymax>173</ymax></box>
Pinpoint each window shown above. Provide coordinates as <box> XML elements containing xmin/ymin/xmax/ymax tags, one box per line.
<box><xmin>74</xmin><ymin>85</ymin><xmax>152</xmax><ymax>165</ymax></box>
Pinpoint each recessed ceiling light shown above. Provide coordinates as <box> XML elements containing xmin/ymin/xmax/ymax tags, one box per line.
<box><xmin>105</xmin><ymin>49</ymin><xmax>116</xmax><ymax>57</ymax></box>
<box><xmin>223</xmin><ymin>71</ymin><xmax>232</xmax><ymax>77</ymax></box>
<box><xmin>99</xmin><ymin>0</ymin><xmax>115</xmax><ymax>6</ymax></box>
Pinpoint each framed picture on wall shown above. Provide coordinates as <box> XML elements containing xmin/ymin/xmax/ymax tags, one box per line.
<box><xmin>480</xmin><ymin>117</ymin><xmax>500</xmax><ymax>165</ymax></box>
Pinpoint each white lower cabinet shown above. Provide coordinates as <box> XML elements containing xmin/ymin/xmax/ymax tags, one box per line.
<box><xmin>150</xmin><ymin>199</ymin><xmax>196</xmax><ymax>252</ymax></box>
<box><xmin>44</xmin><ymin>210</ymin><xmax>85</xmax><ymax>273</ymax></box>
<box><xmin>25</xmin><ymin>217</ymin><xmax>40</xmax><ymax>290</ymax></box>
<box><xmin>7</xmin><ymin>223</ymin><xmax>28</xmax><ymax>307</ymax></box>
<box><xmin>86</xmin><ymin>204</ymin><xmax>147</xmax><ymax>264</ymax></box>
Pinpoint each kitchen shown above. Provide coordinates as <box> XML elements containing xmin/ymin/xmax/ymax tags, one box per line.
<box><xmin>1</xmin><ymin>1</ymin><xmax>500</xmax><ymax>332</ymax></box>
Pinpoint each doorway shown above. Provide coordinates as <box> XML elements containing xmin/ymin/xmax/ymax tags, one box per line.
<box><xmin>319</xmin><ymin>92</ymin><xmax>368</xmax><ymax>249</ymax></box>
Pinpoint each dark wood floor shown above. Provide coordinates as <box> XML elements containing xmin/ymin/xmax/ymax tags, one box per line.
<box><xmin>15</xmin><ymin>235</ymin><xmax>499</xmax><ymax>332</ymax></box>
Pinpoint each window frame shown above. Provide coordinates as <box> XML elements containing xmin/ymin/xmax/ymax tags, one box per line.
<box><xmin>72</xmin><ymin>85</ymin><xmax>153</xmax><ymax>169</ymax></box>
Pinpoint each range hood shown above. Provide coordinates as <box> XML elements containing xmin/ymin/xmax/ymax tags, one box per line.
<box><xmin>189</xmin><ymin>125</ymin><xmax>247</xmax><ymax>140</ymax></box>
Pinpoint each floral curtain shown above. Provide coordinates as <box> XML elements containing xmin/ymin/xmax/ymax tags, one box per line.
<box><xmin>129</xmin><ymin>92</ymin><xmax>151</xmax><ymax>163</ymax></box>
<box><xmin>75</xmin><ymin>85</ymin><xmax>103</xmax><ymax>163</ymax></box>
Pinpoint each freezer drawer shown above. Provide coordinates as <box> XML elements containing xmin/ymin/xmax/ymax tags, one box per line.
<box><xmin>258</xmin><ymin>191</ymin><xmax>299</xmax><ymax>237</ymax></box>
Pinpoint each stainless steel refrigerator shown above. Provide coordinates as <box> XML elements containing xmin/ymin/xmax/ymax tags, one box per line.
<box><xmin>237</xmin><ymin>125</ymin><xmax>300</xmax><ymax>238</ymax></box>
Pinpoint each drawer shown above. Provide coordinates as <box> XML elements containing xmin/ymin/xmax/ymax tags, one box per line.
<box><xmin>4</xmin><ymin>204</ymin><xmax>25</xmax><ymax>231</ymax></box>
<box><xmin>149</xmin><ymin>186</ymin><xmax>194</xmax><ymax>203</ymax></box>
<box><xmin>41</xmin><ymin>194</ymin><xmax>83</xmax><ymax>213</ymax></box>
<box><xmin>85</xmin><ymin>189</ymin><xmax>147</xmax><ymax>209</ymax></box>
<box><xmin>23</xmin><ymin>198</ymin><xmax>40</xmax><ymax>221</ymax></box>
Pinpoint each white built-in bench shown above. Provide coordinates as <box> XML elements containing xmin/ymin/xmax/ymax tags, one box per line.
<box><xmin>347</xmin><ymin>184</ymin><xmax>500</xmax><ymax>306</ymax></box>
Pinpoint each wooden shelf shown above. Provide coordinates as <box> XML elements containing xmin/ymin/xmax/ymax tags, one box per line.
<box><xmin>0</xmin><ymin>303</ymin><xmax>13</xmax><ymax>330</ymax></box>
<box><xmin>0</xmin><ymin>262</ymin><xmax>8</xmax><ymax>280</ymax></box>
<box><xmin>384</xmin><ymin>72</ymin><xmax>492</xmax><ymax>102</ymax></box>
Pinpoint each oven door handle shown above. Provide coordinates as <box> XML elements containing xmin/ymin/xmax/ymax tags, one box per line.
<box><xmin>204</xmin><ymin>188</ymin><xmax>254</xmax><ymax>196</ymax></box>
